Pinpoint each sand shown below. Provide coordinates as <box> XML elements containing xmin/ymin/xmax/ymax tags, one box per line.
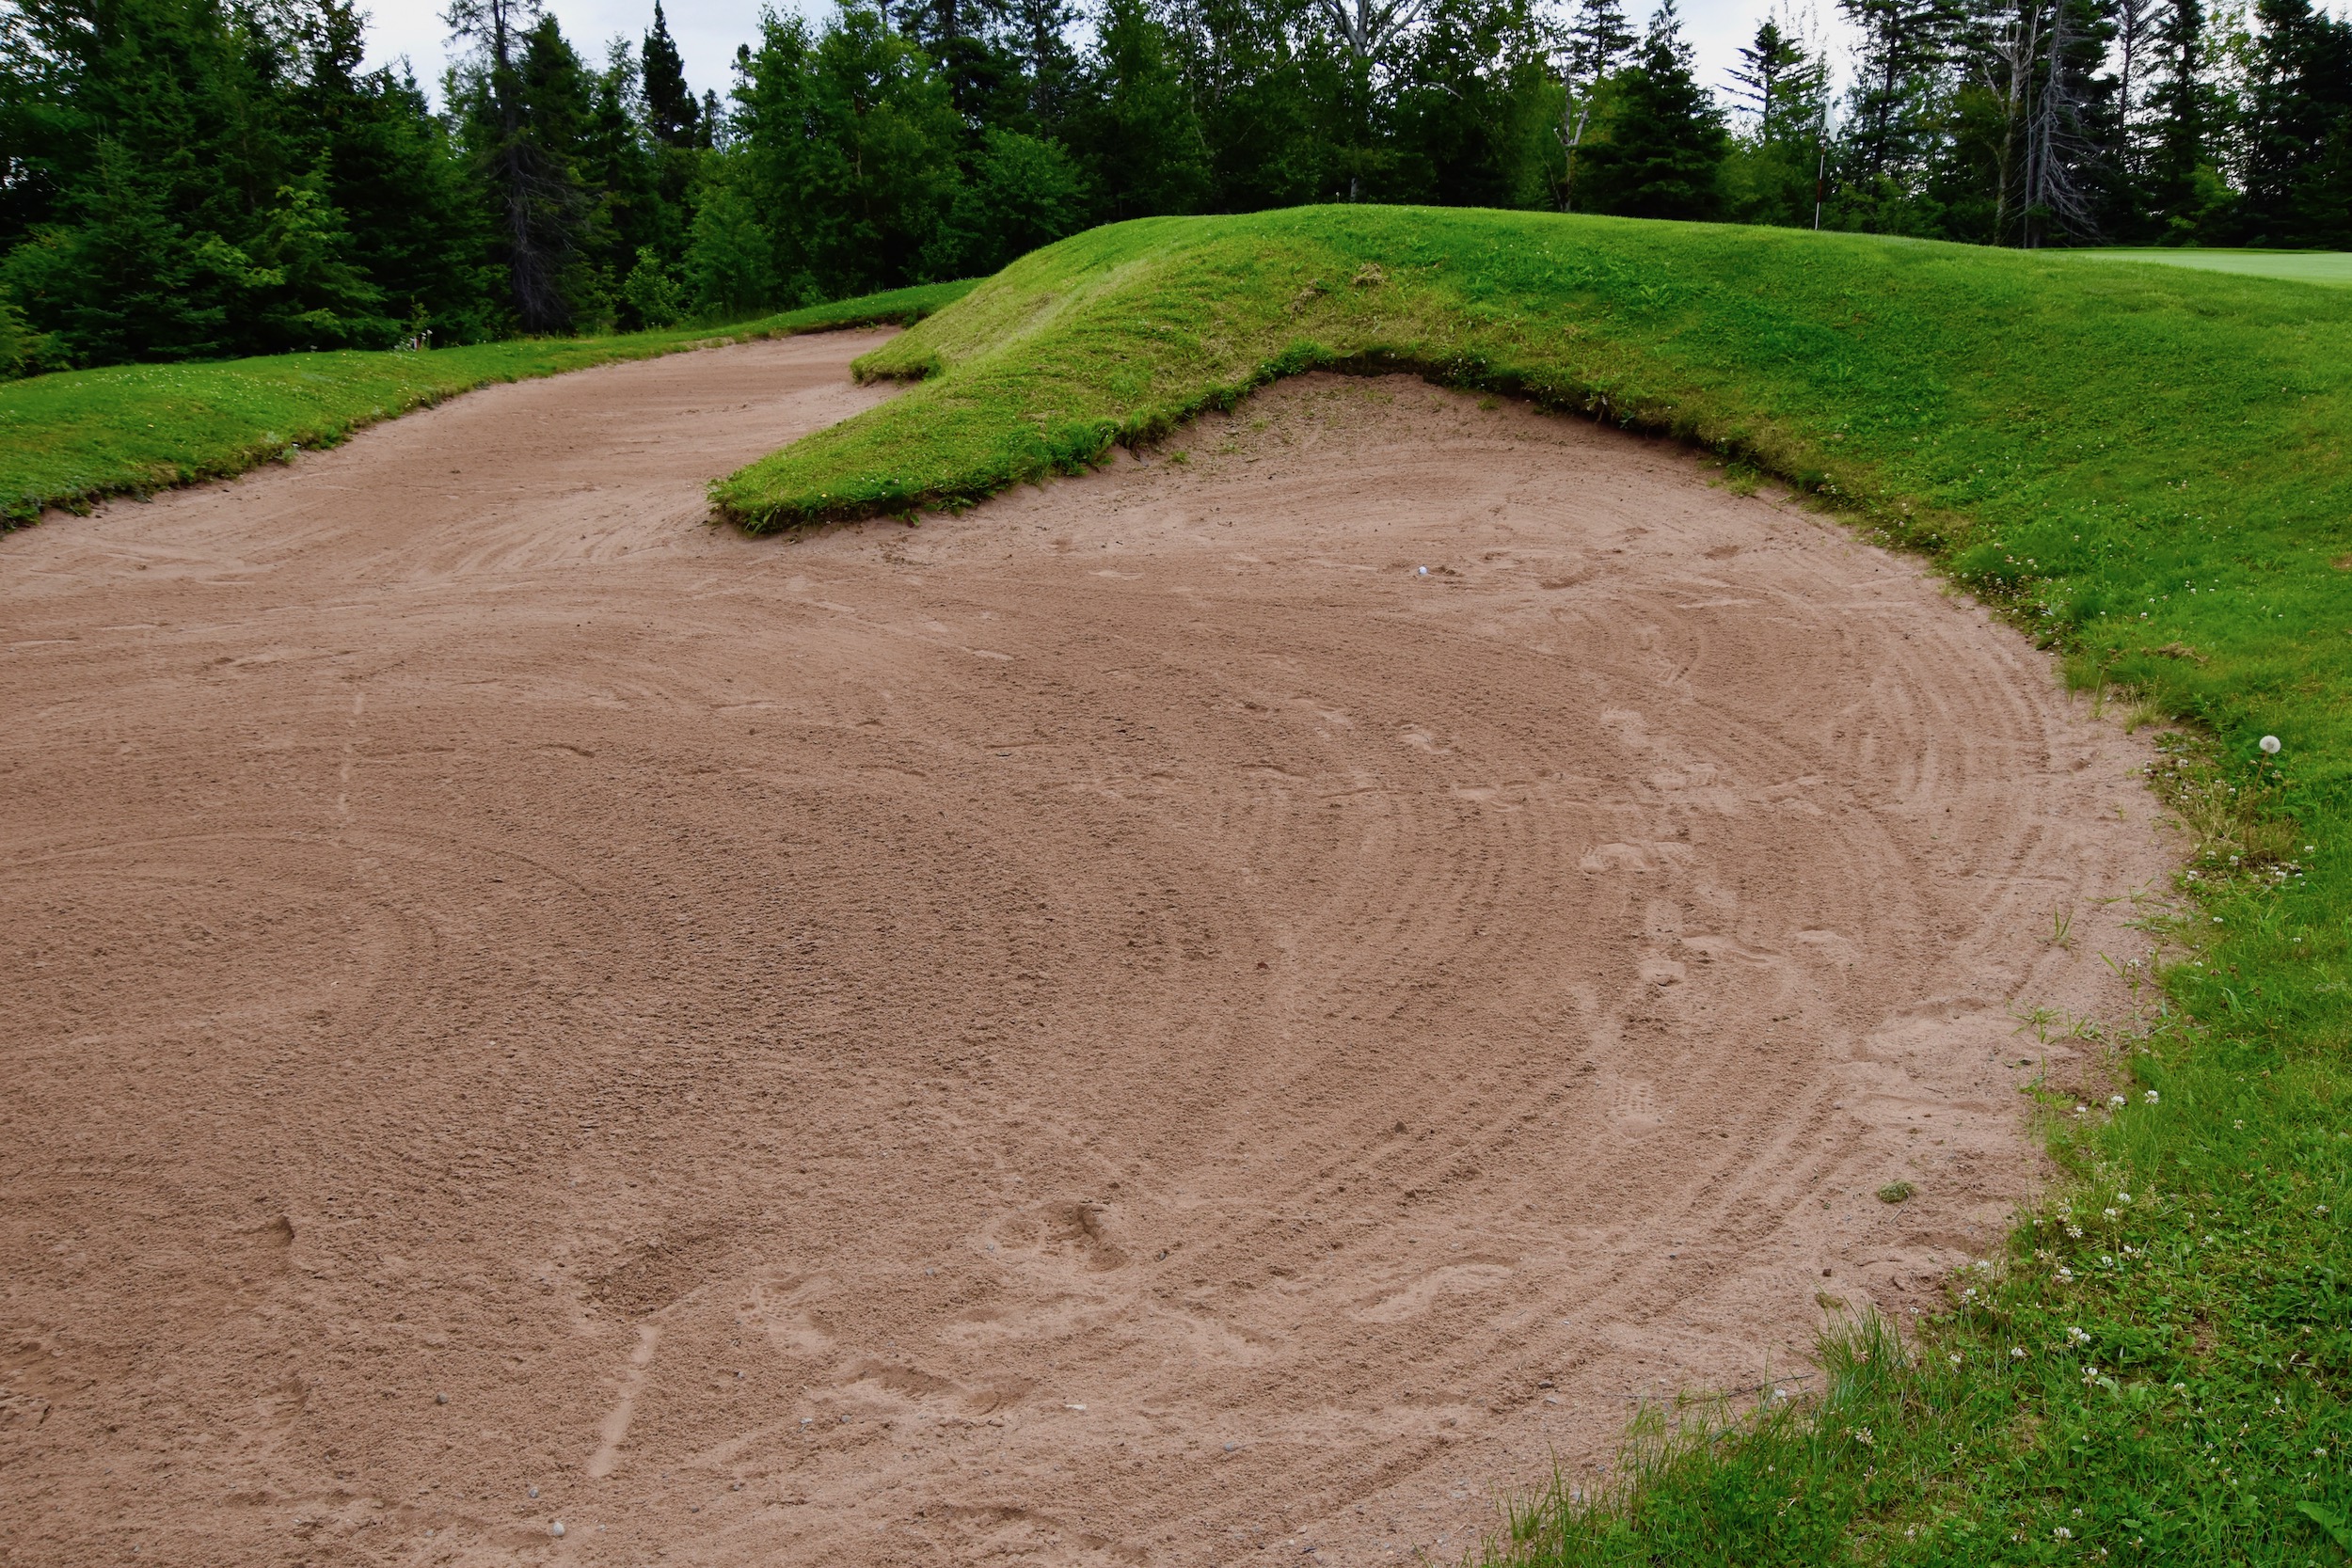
<box><xmin>0</xmin><ymin>333</ymin><xmax>2174</xmax><ymax>1566</ymax></box>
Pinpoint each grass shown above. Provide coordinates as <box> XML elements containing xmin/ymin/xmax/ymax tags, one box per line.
<box><xmin>714</xmin><ymin>206</ymin><xmax>2352</xmax><ymax>1563</ymax></box>
<box><xmin>2065</xmin><ymin>249</ymin><xmax>2352</xmax><ymax>288</ymax></box>
<box><xmin>0</xmin><ymin>280</ymin><xmax>971</xmax><ymax>526</ymax></box>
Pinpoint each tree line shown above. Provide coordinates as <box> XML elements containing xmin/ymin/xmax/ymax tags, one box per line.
<box><xmin>1</xmin><ymin>0</ymin><xmax>2346</xmax><ymax>374</ymax></box>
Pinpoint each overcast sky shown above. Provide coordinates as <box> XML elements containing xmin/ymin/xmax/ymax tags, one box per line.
<box><xmin>360</xmin><ymin>0</ymin><xmax>1850</xmax><ymax>118</ymax></box>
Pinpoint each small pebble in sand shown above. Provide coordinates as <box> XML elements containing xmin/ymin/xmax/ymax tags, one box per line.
<box><xmin>549</xmin><ymin>1521</ymin><xmax>565</xmax><ymax>1538</ymax></box>
<box><xmin>434</xmin><ymin>1392</ymin><xmax>447</xmax><ymax>1405</ymax></box>
<box><xmin>528</xmin><ymin>1485</ymin><xmax>540</xmax><ymax>1499</ymax></box>
<box><xmin>1224</xmin><ymin>1443</ymin><xmax>1239</xmax><ymax>1452</ymax></box>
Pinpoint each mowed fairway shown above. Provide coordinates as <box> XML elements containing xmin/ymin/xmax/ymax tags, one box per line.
<box><xmin>0</xmin><ymin>335</ymin><xmax>2175</xmax><ymax>1564</ymax></box>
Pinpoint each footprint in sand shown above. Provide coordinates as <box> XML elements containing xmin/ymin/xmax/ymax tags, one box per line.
<box><xmin>584</xmin><ymin>1323</ymin><xmax>660</xmax><ymax>1480</ymax></box>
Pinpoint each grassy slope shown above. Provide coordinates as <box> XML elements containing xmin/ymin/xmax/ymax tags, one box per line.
<box><xmin>0</xmin><ymin>280</ymin><xmax>971</xmax><ymax>526</ymax></box>
<box><xmin>720</xmin><ymin>208</ymin><xmax>2352</xmax><ymax>1564</ymax></box>
<box><xmin>2067</xmin><ymin>248</ymin><xmax>2352</xmax><ymax>287</ymax></box>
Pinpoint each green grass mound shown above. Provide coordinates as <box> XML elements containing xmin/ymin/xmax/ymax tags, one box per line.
<box><xmin>0</xmin><ymin>280</ymin><xmax>970</xmax><ymax>527</ymax></box>
<box><xmin>720</xmin><ymin>207</ymin><xmax>2352</xmax><ymax>1563</ymax></box>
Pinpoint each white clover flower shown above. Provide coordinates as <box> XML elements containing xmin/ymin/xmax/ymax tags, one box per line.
<box><xmin>2117</xmin><ymin>1192</ymin><xmax>2131</xmax><ymax>1204</ymax></box>
<box><xmin>2109</xmin><ymin>1094</ymin><xmax>2126</xmax><ymax>1109</ymax></box>
<box><xmin>2012</xmin><ymin>1347</ymin><xmax>2027</xmax><ymax>1358</ymax></box>
<box><xmin>2068</xmin><ymin>1326</ymin><xmax>2091</xmax><ymax>1343</ymax></box>
<box><xmin>2055</xmin><ymin>1526</ymin><xmax>2074</xmax><ymax>1540</ymax></box>
<box><xmin>2143</xmin><ymin>1090</ymin><xmax>2159</xmax><ymax>1104</ymax></box>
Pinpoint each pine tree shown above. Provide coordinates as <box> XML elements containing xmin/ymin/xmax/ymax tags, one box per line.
<box><xmin>1009</xmin><ymin>0</ymin><xmax>1085</xmax><ymax>126</ymax></box>
<box><xmin>1562</xmin><ymin>0</ymin><xmax>1635</xmax><ymax>83</ymax></box>
<box><xmin>1723</xmin><ymin>9</ymin><xmax>1829</xmax><ymax>224</ymax></box>
<box><xmin>1581</xmin><ymin>0</ymin><xmax>1727</xmax><ymax>218</ymax></box>
<box><xmin>2238</xmin><ymin>0</ymin><xmax>2352</xmax><ymax>245</ymax></box>
<box><xmin>642</xmin><ymin>2</ymin><xmax>701</xmax><ymax>148</ymax></box>
<box><xmin>2142</xmin><ymin>0</ymin><xmax>2210</xmax><ymax>230</ymax></box>
<box><xmin>1727</xmin><ymin>18</ymin><xmax>1804</xmax><ymax>141</ymax></box>
<box><xmin>292</xmin><ymin>3</ymin><xmax>496</xmax><ymax>340</ymax></box>
<box><xmin>722</xmin><ymin>3</ymin><xmax>962</xmax><ymax>298</ymax></box>
<box><xmin>1836</xmin><ymin>0</ymin><xmax>1952</xmax><ymax>186</ymax></box>
<box><xmin>446</xmin><ymin>0</ymin><xmax>580</xmax><ymax>331</ymax></box>
<box><xmin>1162</xmin><ymin>0</ymin><xmax>1326</xmax><ymax>211</ymax></box>
<box><xmin>1390</xmin><ymin>0</ymin><xmax>1557</xmax><ymax>207</ymax></box>
<box><xmin>1074</xmin><ymin>0</ymin><xmax>1214</xmax><ymax>216</ymax></box>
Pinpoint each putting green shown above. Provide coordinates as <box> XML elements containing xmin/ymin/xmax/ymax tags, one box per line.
<box><xmin>2066</xmin><ymin>246</ymin><xmax>2352</xmax><ymax>287</ymax></box>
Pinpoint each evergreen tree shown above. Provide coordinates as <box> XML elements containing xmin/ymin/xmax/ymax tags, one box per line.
<box><xmin>722</xmin><ymin>3</ymin><xmax>963</xmax><ymax>300</ymax></box>
<box><xmin>293</xmin><ymin>7</ymin><xmax>496</xmax><ymax>340</ymax></box>
<box><xmin>1562</xmin><ymin>0</ymin><xmax>1636</xmax><ymax>82</ymax></box>
<box><xmin>1726</xmin><ymin>16</ymin><xmax>1804</xmax><ymax>139</ymax></box>
<box><xmin>446</xmin><ymin>0</ymin><xmax>588</xmax><ymax>331</ymax></box>
<box><xmin>5</xmin><ymin>0</ymin><xmax>2345</xmax><ymax>374</ymax></box>
<box><xmin>1073</xmin><ymin>0</ymin><xmax>1215</xmax><ymax>216</ymax></box>
<box><xmin>641</xmin><ymin>1</ymin><xmax>701</xmax><ymax>147</ymax></box>
<box><xmin>1389</xmin><ymin>0</ymin><xmax>1559</xmax><ymax>207</ymax></box>
<box><xmin>1581</xmin><ymin>0</ymin><xmax>1727</xmax><ymax>218</ymax></box>
<box><xmin>1835</xmin><ymin>0</ymin><xmax>1953</xmax><ymax>207</ymax></box>
<box><xmin>2143</xmin><ymin>0</ymin><xmax>2214</xmax><ymax>232</ymax></box>
<box><xmin>1165</xmin><ymin>0</ymin><xmax>1327</xmax><ymax>211</ymax></box>
<box><xmin>1010</xmin><ymin>0</ymin><xmax>1086</xmax><ymax>126</ymax></box>
<box><xmin>2238</xmin><ymin>0</ymin><xmax>2352</xmax><ymax>246</ymax></box>
<box><xmin>1723</xmin><ymin>10</ymin><xmax>1829</xmax><ymax>224</ymax></box>
<box><xmin>926</xmin><ymin>126</ymin><xmax>1089</xmax><ymax>272</ymax></box>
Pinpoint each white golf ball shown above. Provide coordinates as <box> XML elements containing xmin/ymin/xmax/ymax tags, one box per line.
<box><xmin>550</xmin><ymin>1521</ymin><xmax>565</xmax><ymax>1538</ymax></box>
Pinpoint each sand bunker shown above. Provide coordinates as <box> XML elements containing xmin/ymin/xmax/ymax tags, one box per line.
<box><xmin>0</xmin><ymin>337</ymin><xmax>2173</xmax><ymax>1565</ymax></box>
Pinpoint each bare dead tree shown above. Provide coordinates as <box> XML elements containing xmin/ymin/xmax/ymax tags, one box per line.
<box><xmin>1315</xmin><ymin>0</ymin><xmax>1427</xmax><ymax>198</ymax></box>
<box><xmin>2021</xmin><ymin>0</ymin><xmax>2100</xmax><ymax>245</ymax></box>
<box><xmin>1985</xmin><ymin>0</ymin><xmax>2042</xmax><ymax>242</ymax></box>
<box><xmin>1316</xmin><ymin>0</ymin><xmax>1427</xmax><ymax>62</ymax></box>
<box><xmin>1558</xmin><ymin>87</ymin><xmax>1595</xmax><ymax>211</ymax></box>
